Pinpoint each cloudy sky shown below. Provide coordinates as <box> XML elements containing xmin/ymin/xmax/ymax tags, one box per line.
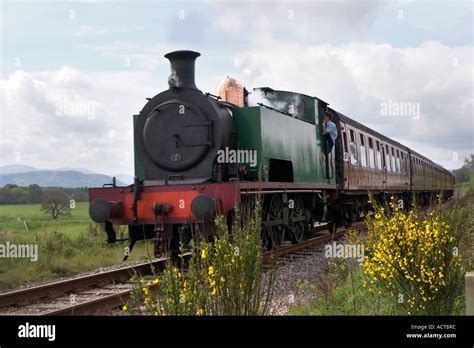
<box><xmin>1</xmin><ymin>0</ymin><xmax>472</xmax><ymax>176</ymax></box>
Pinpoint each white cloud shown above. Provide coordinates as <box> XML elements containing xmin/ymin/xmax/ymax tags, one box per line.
<box><xmin>1</xmin><ymin>0</ymin><xmax>472</xmax><ymax>177</ymax></box>
<box><xmin>1</xmin><ymin>67</ymin><xmax>157</xmax><ymax>175</ymax></box>
<box><xmin>208</xmin><ymin>1</ymin><xmax>386</xmax><ymax>43</ymax></box>
<box><xmin>234</xmin><ymin>39</ymin><xmax>473</xmax><ymax>169</ymax></box>
<box><xmin>1</xmin><ymin>38</ymin><xmax>471</xmax><ymax>176</ymax></box>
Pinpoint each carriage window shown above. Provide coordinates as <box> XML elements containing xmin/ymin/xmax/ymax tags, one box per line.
<box><xmin>360</xmin><ymin>145</ymin><xmax>367</xmax><ymax>167</ymax></box>
<box><xmin>342</xmin><ymin>131</ymin><xmax>348</xmax><ymax>157</ymax></box>
<box><xmin>391</xmin><ymin>148</ymin><xmax>396</xmax><ymax>173</ymax></box>
<box><xmin>368</xmin><ymin>137</ymin><xmax>375</xmax><ymax>168</ymax></box>
<box><xmin>349</xmin><ymin>142</ymin><xmax>358</xmax><ymax>165</ymax></box>
<box><xmin>394</xmin><ymin>150</ymin><xmax>399</xmax><ymax>173</ymax></box>
<box><xmin>376</xmin><ymin>150</ymin><xmax>382</xmax><ymax>169</ymax></box>
<box><xmin>385</xmin><ymin>146</ymin><xmax>391</xmax><ymax>171</ymax></box>
<box><xmin>368</xmin><ymin>149</ymin><xmax>375</xmax><ymax>168</ymax></box>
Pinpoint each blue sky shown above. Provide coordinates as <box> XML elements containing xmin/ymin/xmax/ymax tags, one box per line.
<box><xmin>1</xmin><ymin>0</ymin><xmax>473</xmax><ymax>175</ymax></box>
<box><xmin>2</xmin><ymin>1</ymin><xmax>472</xmax><ymax>74</ymax></box>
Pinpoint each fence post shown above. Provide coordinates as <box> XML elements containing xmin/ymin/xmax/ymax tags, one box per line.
<box><xmin>466</xmin><ymin>272</ymin><xmax>474</xmax><ymax>315</ymax></box>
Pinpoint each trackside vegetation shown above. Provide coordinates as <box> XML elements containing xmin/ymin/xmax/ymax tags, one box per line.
<box><xmin>289</xmin><ymin>195</ymin><xmax>473</xmax><ymax>315</ymax></box>
<box><xmin>126</xmin><ymin>200</ymin><xmax>276</xmax><ymax>315</ymax></box>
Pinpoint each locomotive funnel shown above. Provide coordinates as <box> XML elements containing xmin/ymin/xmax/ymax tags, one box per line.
<box><xmin>165</xmin><ymin>50</ymin><xmax>201</xmax><ymax>90</ymax></box>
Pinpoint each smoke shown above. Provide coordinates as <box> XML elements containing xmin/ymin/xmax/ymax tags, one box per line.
<box><xmin>247</xmin><ymin>89</ymin><xmax>304</xmax><ymax>117</ymax></box>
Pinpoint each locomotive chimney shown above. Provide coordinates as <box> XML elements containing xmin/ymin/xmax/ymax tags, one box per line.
<box><xmin>165</xmin><ymin>50</ymin><xmax>201</xmax><ymax>90</ymax></box>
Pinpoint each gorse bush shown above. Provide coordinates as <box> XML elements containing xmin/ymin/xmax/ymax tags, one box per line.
<box><xmin>361</xmin><ymin>196</ymin><xmax>467</xmax><ymax>315</ymax></box>
<box><xmin>127</xmin><ymin>199</ymin><xmax>276</xmax><ymax>315</ymax></box>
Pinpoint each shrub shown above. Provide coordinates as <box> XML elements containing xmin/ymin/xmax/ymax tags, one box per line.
<box><xmin>361</xmin><ymin>196</ymin><xmax>468</xmax><ymax>315</ymax></box>
<box><xmin>126</xmin><ymin>200</ymin><xmax>276</xmax><ymax>315</ymax></box>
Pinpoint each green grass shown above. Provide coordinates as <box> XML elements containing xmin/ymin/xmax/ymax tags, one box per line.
<box><xmin>287</xmin><ymin>268</ymin><xmax>404</xmax><ymax>315</ymax></box>
<box><xmin>0</xmin><ymin>202</ymin><xmax>91</xmax><ymax>237</ymax></box>
<box><xmin>287</xmin><ymin>266</ymin><xmax>465</xmax><ymax>316</ymax></box>
<box><xmin>455</xmin><ymin>182</ymin><xmax>472</xmax><ymax>197</ymax></box>
<box><xmin>0</xmin><ymin>203</ymin><xmax>157</xmax><ymax>292</ymax></box>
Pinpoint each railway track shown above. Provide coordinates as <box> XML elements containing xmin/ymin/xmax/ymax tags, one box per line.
<box><xmin>0</xmin><ymin>222</ymin><xmax>364</xmax><ymax>316</ymax></box>
<box><xmin>262</xmin><ymin>222</ymin><xmax>366</xmax><ymax>264</ymax></box>
<box><xmin>0</xmin><ymin>257</ymin><xmax>170</xmax><ymax>315</ymax></box>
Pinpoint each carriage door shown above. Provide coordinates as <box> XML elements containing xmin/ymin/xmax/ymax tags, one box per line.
<box><xmin>341</xmin><ymin>123</ymin><xmax>350</xmax><ymax>190</ymax></box>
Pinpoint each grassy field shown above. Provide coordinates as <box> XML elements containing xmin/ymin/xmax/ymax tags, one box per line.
<box><xmin>0</xmin><ymin>202</ymin><xmax>156</xmax><ymax>291</ymax></box>
<box><xmin>0</xmin><ymin>202</ymin><xmax>92</xmax><ymax>237</ymax></box>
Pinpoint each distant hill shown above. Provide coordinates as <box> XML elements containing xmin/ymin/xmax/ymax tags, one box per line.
<box><xmin>56</xmin><ymin>167</ymin><xmax>98</xmax><ymax>174</ymax></box>
<box><xmin>0</xmin><ymin>164</ymin><xmax>40</xmax><ymax>174</ymax></box>
<box><xmin>112</xmin><ymin>173</ymin><xmax>134</xmax><ymax>185</ymax></box>
<box><xmin>0</xmin><ymin>165</ymin><xmax>98</xmax><ymax>175</ymax></box>
<box><xmin>0</xmin><ymin>170</ymin><xmax>125</xmax><ymax>188</ymax></box>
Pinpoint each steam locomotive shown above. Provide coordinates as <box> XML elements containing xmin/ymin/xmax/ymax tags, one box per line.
<box><xmin>88</xmin><ymin>50</ymin><xmax>454</xmax><ymax>259</ymax></box>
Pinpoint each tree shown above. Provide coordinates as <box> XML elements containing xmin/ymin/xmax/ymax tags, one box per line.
<box><xmin>71</xmin><ymin>189</ymin><xmax>89</xmax><ymax>202</ymax></box>
<box><xmin>28</xmin><ymin>184</ymin><xmax>44</xmax><ymax>203</ymax></box>
<box><xmin>41</xmin><ymin>190</ymin><xmax>71</xmax><ymax>219</ymax></box>
<box><xmin>453</xmin><ymin>155</ymin><xmax>473</xmax><ymax>183</ymax></box>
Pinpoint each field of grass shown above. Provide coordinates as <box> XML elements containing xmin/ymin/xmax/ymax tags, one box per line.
<box><xmin>0</xmin><ymin>203</ymin><xmax>156</xmax><ymax>292</ymax></box>
<box><xmin>0</xmin><ymin>202</ymin><xmax>92</xmax><ymax>237</ymax></box>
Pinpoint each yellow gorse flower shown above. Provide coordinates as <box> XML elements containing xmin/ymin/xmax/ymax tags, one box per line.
<box><xmin>361</xmin><ymin>196</ymin><xmax>463</xmax><ymax>314</ymax></box>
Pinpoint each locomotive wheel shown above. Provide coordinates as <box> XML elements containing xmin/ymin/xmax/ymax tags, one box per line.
<box><xmin>326</xmin><ymin>207</ymin><xmax>338</xmax><ymax>234</ymax></box>
<box><xmin>240</xmin><ymin>194</ymin><xmax>258</xmax><ymax>223</ymax></box>
<box><xmin>265</xmin><ymin>194</ymin><xmax>285</xmax><ymax>249</ymax></box>
<box><xmin>290</xmin><ymin>195</ymin><xmax>306</xmax><ymax>244</ymax></box>
<box><xmin>328</xmin><ymin>221</ymin><xmax>337</xmax><ymax>234</ymax></box>
<box><xmin>235</xmin><ymin>194</ymin><xmax>268</xmax><ymax>249</ymax></box>
<box><xmin>343</xmin><ymin>205</ymin><xmax>354</xmax><ymax>229</ymax></box>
